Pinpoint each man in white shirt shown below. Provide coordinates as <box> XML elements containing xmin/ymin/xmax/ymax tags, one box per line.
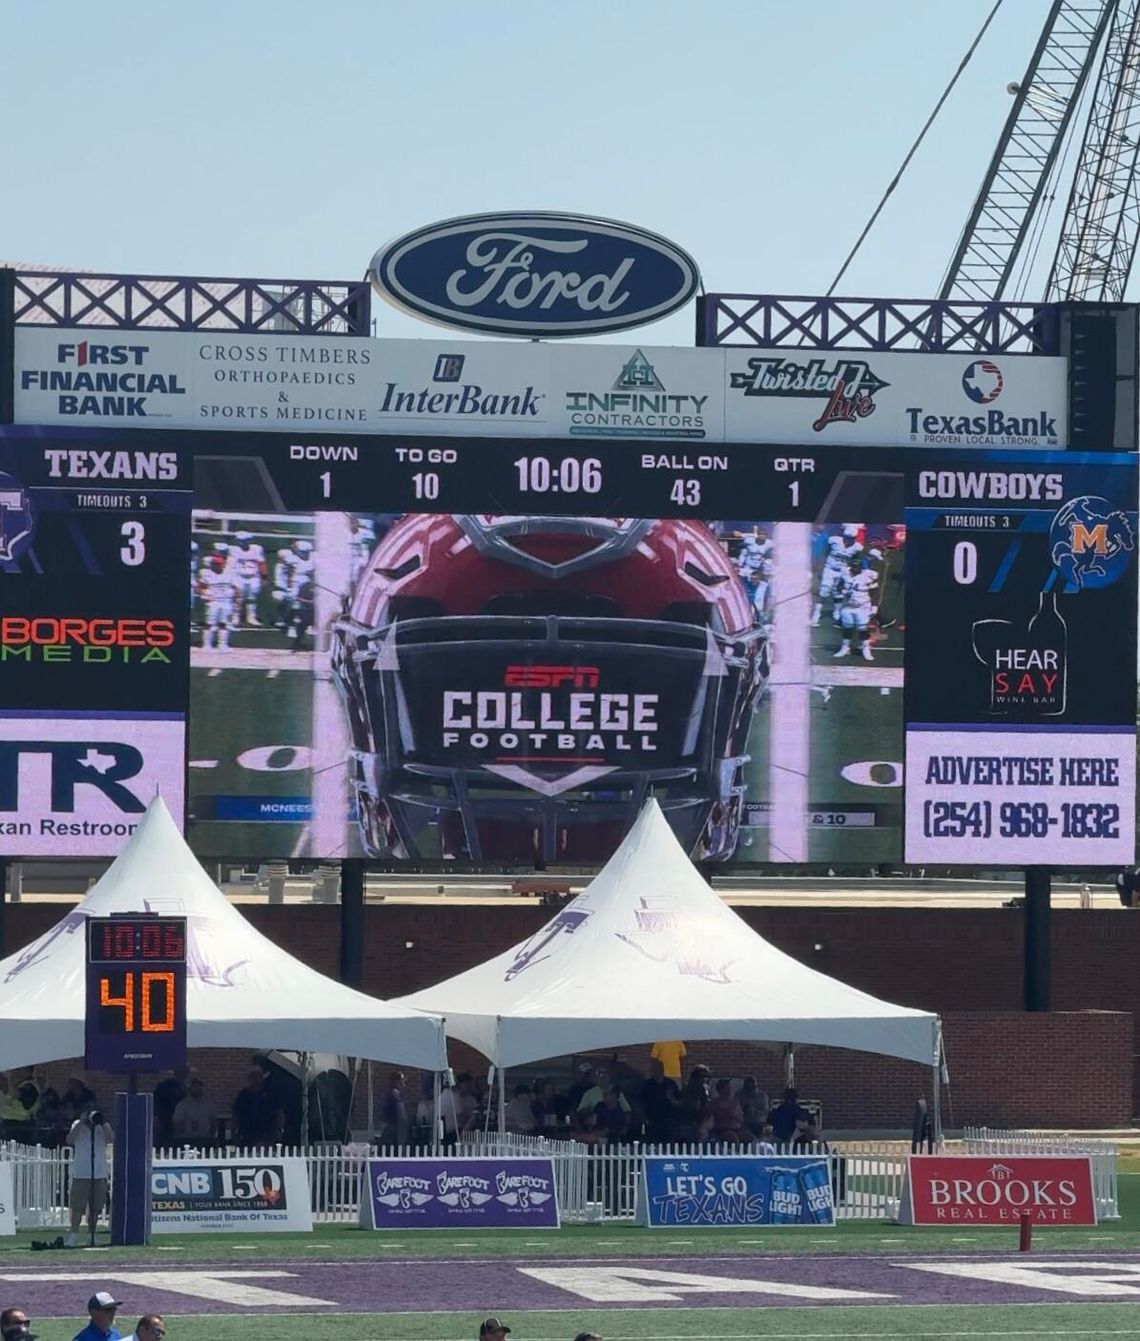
<box><xmin>440</xmin><ymin>1073</ymin><xmax>478</xmax><ymax>1146</ymax></box>
<box><xmin>65</xmin><ymin>1109</ymin><xmax>113</xmax><ymax>1247</ymax></box>
<box><xmin>121</xmin><ymin>1315</ymin><xmax>164</xmax><ymax>1341</ymax></box>
<box><xmin>172</xmin><ymin>1076</ymin><xmax>212</xmax><ymax>1145</ymax></box>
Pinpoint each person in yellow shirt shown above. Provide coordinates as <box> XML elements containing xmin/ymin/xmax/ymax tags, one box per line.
<box><xmin>650</xmin><ymin>1041</ymin><xmax>686</xmax><ymax>1081</ymax></box>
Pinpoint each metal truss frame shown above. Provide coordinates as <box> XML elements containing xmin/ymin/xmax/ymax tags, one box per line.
<box><xmin>8</xmin><ymin>270</ymin><xmax>371</xmax><ymax>335</ymax></box>
<box><xmin>940</xmin><ymin>0</ymin><xmax>1114</xmax><ymax>301</ymax></box>
<box><xmin>696</xmin><ymin>293</ymin><xmax>1060</xmax><ymax>353</ymax></box>
<box><xmin>1048</xmin><ymin>0</ymin><xmax>1140</xmax><ymax>299</ymax></box>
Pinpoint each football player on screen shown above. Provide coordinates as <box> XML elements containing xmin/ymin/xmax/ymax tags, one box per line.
<box><xmin>272</xmin><ymin>537</ymin><xmax>313</xmax><ymax>629</ymax></box>
<box><xmin>227</xmin><ymin>531</ymin><xmax>267</xmax><ymax>627</ymax></box>
<box><xmin>811</xmin><ymin>523</ymin><xmax>863</xmax><ymax>627</ymax></box>
<box><xmin>833</xmin><ymin>556</ymin><xmax>879</xmax><ymax>661</ymax></box>
<box><xmin>736</xmin><ymin>528</ymin><xmax>775</xmax><ymax>624</ymax></box>
<box><xmin>199</xmin><ymin>560</ymin><xmax>238</xmax><ymax>650</ymax></box>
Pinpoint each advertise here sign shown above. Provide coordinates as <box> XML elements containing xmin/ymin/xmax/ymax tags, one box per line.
<box><xmin>906</xmin><ymin>1155</ymin><xmax>1097</xmax><ymax>1226</ymax></box>
<box><xmin>13</xmin><ymin>327</ymin><xmax>1069</xmax><ymax>448</ymax></box>
<box><xmin>151</xmin><ymin>1157</ymin><xmax>313</xmax><ymax>1233</ymax></box>
<box><xmin>635</xmin><ymin>1155</ymin><xmax>835</xmax><ymax>1228</ymax></box>
<box><xmin>362</xmin><ymin>1156</ymin><xmax>559</xmax><ymax>1230</ymax></box>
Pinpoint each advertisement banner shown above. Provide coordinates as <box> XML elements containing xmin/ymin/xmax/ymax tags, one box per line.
<box><xmin>13</xmin><ymin>329</ymin><xmax>1068</xmax><ymax>449</ymax></box>
<box><xmin>0</xmin><ymin>1163</ymin><xmax>14</xmax><ymax>1236</ymax></box>
<box><xmin>12</xmin><ymin>328</ymin><xmax>551</xmax><ymax>435</ymax></box>
<box><xmin>0</xmin><ymin>711</ymin><xmax>185</xmax><ymax>856</ymax></box>
<box><xmin>547</xmin><ymin>344</ymin><xmax>725</xmax><ymax>441</ymax></box>
<box><xmin>723</xmin><ymin>349</ymin><xmax>1067</xmax><ymax>448</ymax></box>
<box><xmin>363</xmin><ymin>1157</ymin><xmax>559</xmax><ymax>1230</ymax></box>
<box><xmin>636</xmin><ymin>1155</ymin><xmax>835</xmax><ymax>1227</ymax></box>
<box><xmin>151</xmin><ymin>1157</ymin><xmax>313</xmax><ymax>1233</ymax></box>
<box><xmin>907</xmin><ymin>1155</ymin><xmax>1096</xmax><ymax>1226</ymax></box>
<box><xmin>903</xmin><ymin>451</ymin><xmax>1138</xmax><ymax>864</ymax></box>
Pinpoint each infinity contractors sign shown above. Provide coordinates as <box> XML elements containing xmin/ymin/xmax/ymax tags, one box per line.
<box><xmin>362</xmin><ymin>1156</ymin><xmax>559</xmax><ymax>1230</ymax></box>
<box><xmin>906</xmin><ymin>1155</ymin><xmax>1097</xmax><ymax>1225</ymax></box>
<box><xmin>635</xmin><ymin>1155</ymin><xmax>835</xmax><ymax>1228</ymax></box>
<box><xmin>368</xmin><ymin>212</ymin><xmax>701</xmax><ymax>338</ymax></box>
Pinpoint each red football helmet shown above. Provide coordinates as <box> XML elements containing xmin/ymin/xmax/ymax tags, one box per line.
<box><xmin>331</xmin><ymin>514</ymin><xmax>768</xmax><ymax>862</ymax></box>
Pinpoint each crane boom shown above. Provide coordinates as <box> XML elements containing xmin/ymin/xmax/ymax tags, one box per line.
<box><xmin>1047</xmin><ymin>0</ymin><xmax>1140</xmax><ymax>299</ymax></box>
<box><xmin>939</xmin><ymin>0</ymin><xmax>1113</xmax><ymax>302</ymax></box>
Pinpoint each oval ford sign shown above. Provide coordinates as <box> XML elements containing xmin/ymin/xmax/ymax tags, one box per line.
<box><xmin>368</xmin><ymin>212</ymin><xmax>700</xmax><ymax>338</ymax></box>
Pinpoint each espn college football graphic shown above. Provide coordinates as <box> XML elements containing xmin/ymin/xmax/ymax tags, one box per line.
<box><xmin>331</xmin><ymin>514</ymin><xmax>769</xmax><ymax>862</ymax></box>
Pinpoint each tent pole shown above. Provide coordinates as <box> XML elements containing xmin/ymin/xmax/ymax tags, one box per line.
<box><xmin>366</xmin><ymin>1060</ymin><xmax>374</xmax><ymax>1139</ymax></box>
<box><xmin>932</xmin><ymin>1023</ymin><xmax>945</xmax><ymax>1147</ymax></box>
<box><xmin>432</xmin><ymin>1068</ymin><xmax>441</xmax><ymax>1153</ymax></box>
<box><xmin>497</xmin><ymin>1065</ymin><xmax>506</xmax><ymax>1136</ymax></box>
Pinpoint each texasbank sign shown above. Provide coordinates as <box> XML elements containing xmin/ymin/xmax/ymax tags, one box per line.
<box><xmin>368</xmin><ymin>211</ymin><xmax>701</xmax><ymax>338</ymax></box>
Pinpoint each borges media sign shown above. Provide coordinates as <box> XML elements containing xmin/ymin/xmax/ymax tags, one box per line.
<box><xmin>368</xmin><ymin>212</ymin><xmax>701</xmax><ymax>338</ymax></box>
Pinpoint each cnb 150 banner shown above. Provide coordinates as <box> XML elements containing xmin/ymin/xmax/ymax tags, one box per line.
<box><xmin>635</xmin><ymin>1154</ymin><xmax>835</xmax><ymax>1227</ymax></box>
<box><xmin>151</xmin><ymin>1157</ymin><xmax>313</xmax><ymax>1233</ymax></box>
<box><xmin>362</xmin><ymin>1156</ymin><xmax>559</xmax><ymax>1230</ymax></box>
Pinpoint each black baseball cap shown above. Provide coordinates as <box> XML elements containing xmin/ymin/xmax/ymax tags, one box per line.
<box><xmin>87</xmin><ymin>1295</ymin><xmax>122</xmax><ymax>1312</ymax></box>
<box><xmin>479</xmin><ymin>1321</ymin><xmax>510</xmax><ymax>1336</ymax></box>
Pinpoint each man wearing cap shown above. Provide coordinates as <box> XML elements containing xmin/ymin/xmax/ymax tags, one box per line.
<box><xmin>478</xmin><ymin>1321</ymin><xmax>510</xmax><ymax>1340</ymax></box>
<box><xmin>72</xmin><ymin>1293</ymin><xmax>122</xmax><ymax>1341</ymax></box>
<box><xmin>573</xmin><ymin>1333</ymin><xmax>603</xmax><ymax>1341</ymax></box>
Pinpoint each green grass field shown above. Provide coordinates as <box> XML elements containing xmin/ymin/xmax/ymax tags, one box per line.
<box><xmin>5</xmin><ymin>1175</ymin><xmax>1139</xmax><ymax>1341</ymax></box>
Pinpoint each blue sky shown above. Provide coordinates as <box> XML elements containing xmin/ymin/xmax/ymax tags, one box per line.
<box><xmin>1</xmin><ymin>0</ymin><xmax>1057</xmax><ymax>344</ymax></box>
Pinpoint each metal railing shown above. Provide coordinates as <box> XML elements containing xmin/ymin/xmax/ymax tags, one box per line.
<box><xmin>962</xmin><ymin>1126</ymin><xmax>1120</xmax><ymax>1219</ymax></box>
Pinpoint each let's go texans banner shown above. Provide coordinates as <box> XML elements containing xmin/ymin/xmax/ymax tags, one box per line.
<box><xmin>636</xmin><ymin>1155</ymin><xmax>836</xmax><ymax>1228</ymax></box>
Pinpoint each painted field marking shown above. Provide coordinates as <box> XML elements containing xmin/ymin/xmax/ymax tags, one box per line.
<box><xmin>518</xmin><ymin>1265</ymin><xmax>894</xmax><ymax>1304</ymax></box>
<box><xmin>900</xmin><ymin>1260</ymin><xmax>1140</xmax><ymax>1298</ymax></box>
<box><xmin>0</xmin><ymin>1270</ymin><xmax>335</xmax><ymax>1308</ymax></box>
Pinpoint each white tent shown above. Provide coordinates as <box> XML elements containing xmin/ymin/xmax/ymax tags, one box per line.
<box><xmin>0</xmin><ymin>797</ymin><xmax>447</xmax><ymax>1072</ymax></box>
<box><xmin>397</xmin><ymin>800</ymin><xmax>941</xmax><ymax>1079</ymax></box>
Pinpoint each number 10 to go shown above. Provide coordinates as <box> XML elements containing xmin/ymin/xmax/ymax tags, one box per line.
<box><xmin>99</xmin><ymin>971</ymin><xmax>176</xmax><ymax>1032</ymax></box>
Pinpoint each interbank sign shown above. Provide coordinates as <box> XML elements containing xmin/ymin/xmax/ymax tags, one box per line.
<box><xmin>368</xmin><ymin>212</ymin><xmax>701</xmax><ymax>338</ymax></box>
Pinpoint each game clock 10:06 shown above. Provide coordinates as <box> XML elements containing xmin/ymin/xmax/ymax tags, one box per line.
<box><xmin>84</xmin><ymin>915</ymin><xmax>188</xmax><ymax>1073</ymax></box>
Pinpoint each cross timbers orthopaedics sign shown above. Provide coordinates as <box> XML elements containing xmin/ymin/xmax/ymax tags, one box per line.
<box><xmin>12</xmin><ymin>328</ymin><xmax>1069</xmax><ymax>448</ymax></box>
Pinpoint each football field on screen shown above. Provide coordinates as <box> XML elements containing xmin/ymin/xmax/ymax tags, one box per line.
<box><xmin>5</xmin><ymin>1185</ymin><xmax>1140</xmax><ymax>1341</ymax></box>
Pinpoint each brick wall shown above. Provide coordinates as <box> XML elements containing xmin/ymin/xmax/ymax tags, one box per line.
<box><xmin>4</xmin><ymin>902</ymin><xmax>1136</xmax><ymax>1131</ymax></box>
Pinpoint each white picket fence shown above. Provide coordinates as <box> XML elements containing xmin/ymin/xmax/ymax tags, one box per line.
<box><xmin>962</xmin><ymin>1125</ymin><xmax>1120</xmax><ymax>1219</ymax></box>
<box><xmin>1</xmin><ymin>1128</ymin><xmax>1121</xmax><ymax>1227</ymax></box>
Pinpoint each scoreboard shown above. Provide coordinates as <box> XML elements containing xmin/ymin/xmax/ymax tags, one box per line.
<box><xmin>0</xmin><ymin>425</ymin><xmax>1133</xmax><ymax>868</ymax></box>
<box><xmin>84</xmin><ymin>914</ymin><xmax>188</xmax><ymax>1073</ymax></box>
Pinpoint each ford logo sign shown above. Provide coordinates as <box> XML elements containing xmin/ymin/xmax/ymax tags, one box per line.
<box><xmin>368</xmin><ymin>211</ymin><xmax>700</xmax><ymax>339</ymax></box>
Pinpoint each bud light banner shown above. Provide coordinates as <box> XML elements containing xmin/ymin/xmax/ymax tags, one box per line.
<box><xmin>362</xmin><ymin>1157</ymin><xmax>560</xmax><ymax>1230</ymax></box>
<box><xmin>151</xmin><ymin>1157</ymin><xmax>313</xmax><ymax>1233</ymax></box>
<box><xmin>905</xmin><ymin>1155</ymin><xmax>1096</xmax><ymax>1226</ymax></box>
<box><xmin>903</xmin><ymin>451</ymin><xmax>1138</xmax><ymax>864</ymax></box>
<box><xmin>635</xmin><ymin>1155</ymin><xmax>835</xmax><ymax>1228</ymax></box>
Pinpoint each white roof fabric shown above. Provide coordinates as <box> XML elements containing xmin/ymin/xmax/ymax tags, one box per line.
<box><xmin>397</xmin><ymin>800</ymin><xmax>940</xmax><ymax>1070</ymax></box>
<box><xmin>0</xmin><ymin>798</ymin><xmax>446</xmax><ymax>1071</ymax></box>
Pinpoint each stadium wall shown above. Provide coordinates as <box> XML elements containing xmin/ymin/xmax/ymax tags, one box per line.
<box><xmin>5</xmin><ymin>902</ymin><xmax>1136</xmax><ymax>1128</ymax></box>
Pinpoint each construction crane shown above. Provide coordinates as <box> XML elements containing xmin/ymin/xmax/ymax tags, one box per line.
<box><xmin>940</xmin><ymin>0</ymin><xmax>1140</xmax><ymax>303</ymax></box>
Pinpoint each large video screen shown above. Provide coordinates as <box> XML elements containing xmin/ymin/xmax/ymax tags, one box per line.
<box><xmin>0</xmin><ymin>426</ymin><xmax>1133</xmax><ymax>867</ymax></box>
<box><xmin>187</xmin><ymin>511</ymin><xmax>904</xmax><ymax>862</ymax></box>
